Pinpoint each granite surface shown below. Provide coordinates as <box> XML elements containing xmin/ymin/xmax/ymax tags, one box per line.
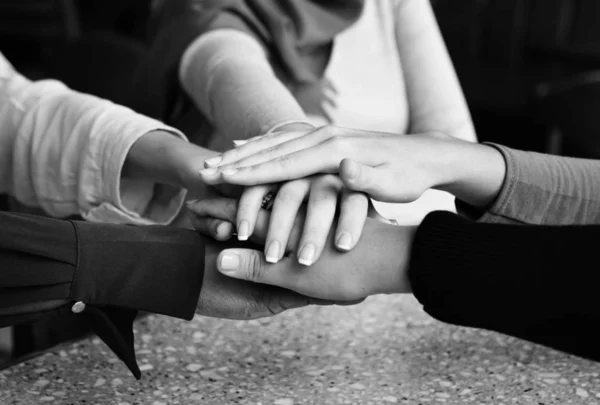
<box><xmin>1</xmin><ymin>295</ymin><xmax>599</xmax><ymax>405</ymax></box>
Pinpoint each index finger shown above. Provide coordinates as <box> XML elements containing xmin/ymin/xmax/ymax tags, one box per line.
<box><xmin>211</xmin><ymin>136</ymin><xmax>385</xmax><ymax>186</ymax></box>
<box><xmin>204</xmin><ymin>129</ymin><xmax>314</xmax><ymax>168</ymax></box>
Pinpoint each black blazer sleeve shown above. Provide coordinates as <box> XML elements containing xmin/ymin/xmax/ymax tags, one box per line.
<box><xmin>409</xmin><ymin>211</ymin><xmax>600</xmax><ymax>362</ymax></box>
<box><xmin>0</xmin><ymin>212</ymin><xmax>205</xmax><ymax>378</ymax></box>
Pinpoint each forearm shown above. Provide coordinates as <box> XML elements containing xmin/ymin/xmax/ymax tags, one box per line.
<box><xmin>409</xmin><ymin>211</ymin><xmax>600</xmax><ymax>361</ymax></box>
<box><xmin>470</xmin><ymin>145</ymin><xmax>600</xmax><ymax>225</ymax></box>
<box><xmin>1</xmin><ymin>53</ymin><xmax>189</xmax><ymax>224</ymax></box>
<box><xmin>419</xmin><ymin>135</ymin><xmax>506</xmax><ymax>208</ymax></box>
<box><xmin>179</xmin><ymin>29</ymin><xmax>311</xmax><ymax>141</ymax></box>
<box><xmin>395</xmin><ymin>0</ymin><xmax>476</xmax><ymax>142</ymax></box>
<box><xmin>0</xmin><ymin>211</ymin><xmax>206</xmax><ymax>378</ymax></box>
<box><xmin>424</xmin><ymin>135</ymin><xmax>600</xmax><ymax>225</ymax></box>
<box><xmin>123</xmin><ymin>130</ymin><xmax>218</xmax><ymax>190</ymax></box>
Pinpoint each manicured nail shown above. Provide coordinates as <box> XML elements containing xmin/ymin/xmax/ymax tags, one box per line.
<box><xmin>220</xmin><ymin>253</ymin><xmax>240</xmax><ymax>273</ymax></box>
<box><xmin>200</xmin><ymin>167</ymin><xmax>218</xmax><ymax>176</ymax></box>
<box><xmin>204</xmin><ymin>156</ymin><xmax>222</xmax><ymax>167</ymax></box>
<box><xmin>220</xmin><ymin>167</ymin><xmax>238</xmax><ymax>176</ymax></box>
<box><xmin>298</xmin><ymin>243</ymin><xmax>316</xmax><ymax>266</ymax></box>
<box><xmin>237</xmin><ymin>221</ymin><xmax>250</xmax><ymax>241</ymax></box>
<box><xmin>336</xmin><ymin>233</ymin><xmax>353</xmax><ymax>251</ymax></box>
<box><xmin>265</xmin><ymin>241</ymin><xmax>281</xmax><ymax>263</ymax></box>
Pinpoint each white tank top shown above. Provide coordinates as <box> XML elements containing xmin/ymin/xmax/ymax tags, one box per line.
<box><xmin>298</xmin><ymin>0</ymin><xmax>456</xmax><ymax>224</ymax></box>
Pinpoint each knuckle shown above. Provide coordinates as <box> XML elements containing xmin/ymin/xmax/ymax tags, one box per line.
<box><xmin>275</xmin><ymin>185</ymin><xmax>303</xmax><ymax>205</ymax></box>
<box><xmin>275</xmin><ymin>153</ymin><xmax>295</xmax><ymax>168</ymax></box>
<box><xmin>313</xmin><ymin>174</ymin><xmax>342</xmax><ymax>192</ymax></box>
<box><xmin>311</xmin><ymin>190</ymin><xmax>335</xmax><ymax>204</ymax></box>
<box><xmin>345</xmin><ymin>190</ymin><xmax>369</xmax><ymax>204</ymax></box>
<box><xmin>303</xmin><ymin>225</ymin><xmax>327</xmax><ymax>241</ymax></box>
<box><xmin>237</xmin><ymin>199</ymin><xmax>257</xmax><ymax>216</ymax></box>
<box><xmin>265</xmin><ymin>294</ymin><xmax>285</xmax><ymax>316</ymax></box>
<box><xmin>246</xmin><ymin>252</ymin><xmax>266</xmax><ymax>282</ymax></box>
<box><xmin>221</xmin><ymin>148</ymin><xmax>239</xmax><ymax>163</ymax></box>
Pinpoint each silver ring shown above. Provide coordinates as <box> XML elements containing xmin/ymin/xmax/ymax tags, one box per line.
<box><xmin>261</xmin><ymin>191</ymin><xmax>275</xmax><ymax>211</ymax></box>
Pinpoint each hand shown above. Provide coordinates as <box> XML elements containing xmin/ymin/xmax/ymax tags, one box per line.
<box><xmin>198</xmin><ymin>242</ymin><xmax>334</xmax><ymax>319</ymax></box>
<box><xmin>124</xmin><ymin>130</ymin><xmax>246</xmax><ymax>238</ymax></box>
<box><xmin>229</xmin><ymin>176</ymin><xmax>371</xmax><ymax>265</ymax></box>
<box><xmin>200</xmin><ymin>126</ymin><xmax>506</xmax><ymax>208</ymax></box>
<box><xmin>124</xmin><ymin>130</ymin><xmax>219</xmax><ymax>193</ymax></box>
<box><xmin>188</xmin><ymin>197</ymin><xmax>415</xmax><ymax>301</ymax></box>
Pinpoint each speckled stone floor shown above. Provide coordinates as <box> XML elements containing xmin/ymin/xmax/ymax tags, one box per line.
<box><xmin>1</xmin><ymin>295</ymin><xmax>599</xmax><ymax>405</ymax></box>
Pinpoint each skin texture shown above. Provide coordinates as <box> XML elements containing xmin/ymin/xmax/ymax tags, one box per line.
<box><xmin>188</xmin><ymin>197</ymin><xmax>416</xmax><ymax>301</ymax></box>
<box><xmin>200</xmin><ymin>127</ymin><xmax>506</xmax><ymax>209</ymax></box>
<box><xmin>123</xmin><ymin>131</ymin><xmax>351</xmax><ymax>319</ymax></box>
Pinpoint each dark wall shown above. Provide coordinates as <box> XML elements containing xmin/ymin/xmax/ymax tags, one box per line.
<box><xmin>432</xmin><ymin>0</ymin><xmax>600</xmax><ymax>152</ymax></box>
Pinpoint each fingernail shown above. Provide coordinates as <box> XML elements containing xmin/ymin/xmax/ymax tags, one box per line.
<box><xmin>220</xmin><ymin>253</ymin><xmax>240</xmax><ymax>273</ymax></box>
<box><xmin>265</xmin><ymin>241</ymin><xmax>280</xmax><ymax>263</ymax></box>
<box><xmin>298</xmin><ymin>243</ymin><xmax>316</xmax><ymax>266</ymax></box>
<box><xmin>336</xmin><ymin>233</ymin><xmax>353</xmax><ymax>251</ymax></box>
<box><xmin>204</xmin><ymin>156</ymin><xmax>222</xmax><ymax>167</ymax></box>
<box><xmin>185</xmin><ymin>199</ymin><xmax>198</xmax><ymax>206</ymax></box>
<box><xmin>220</xmin><ymin>167</ymin><xmax>238</xmax><ymax>176</ymax></box>
<box><xmin>233</xmin><ymin>139</ymin><xmax>248</xmax><ymax>147</ymax></box>
<box><xmin>200</xmin><ymin>167</ymin><xmax>218</xmax><ymax>176</ymax></box>
<box><xmin>217</xmin><ymin>222</ymin><xmax>232</xmax><ymax>238</ymax></box>
<box><xmin>237</xmin><ymin>221</ymin><xmax>249</xmax><ymax>241</ymax></box>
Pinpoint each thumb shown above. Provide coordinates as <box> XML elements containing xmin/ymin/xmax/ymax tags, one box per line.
<box><xmin>217</xmin><ymin>249</ymin><xmax>296</xmax><ymax>288</ymax></box>
<box><xmin>340</xmin><ymin>159</ymin><xmax>391</xmax><ymax>200</ymax></box>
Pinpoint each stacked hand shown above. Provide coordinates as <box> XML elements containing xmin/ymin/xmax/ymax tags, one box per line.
<box><xmin>128</xmin><ymin>126</ymin><xmax>505</xmax><ymax>313</ymax></box>
<box><xmin>189</xmin><ymin>197</ymin><xmax>415</xmax><ymax>301</ymax></box>
<box><xmin>197</xmin><ymin>125</ymin><xmax>505</xmax><ymax>262</ymax></box>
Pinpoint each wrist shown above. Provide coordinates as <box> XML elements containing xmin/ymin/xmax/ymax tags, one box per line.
<box><xmin>366</xmin><ymin>219</ymin><xmax>416</xmax><ymax>295</ymax></box>
<box><xmin>433</xmin><ymin>138</ymin><xmax>507</xmax><ymax>208</ymax></box>
<box><xmin>124</xmin><ymin>131</ymin><xmax>218</xmax><ymax>190</ymax></box>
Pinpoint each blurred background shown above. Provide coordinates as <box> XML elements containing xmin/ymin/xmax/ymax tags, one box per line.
<box><xmin>2</xmin><ymin>0</ymin><xmax>600</xmax><ymax>365</ymax></box>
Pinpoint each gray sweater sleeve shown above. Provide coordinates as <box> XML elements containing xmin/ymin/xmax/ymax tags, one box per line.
<box><xmin>466</xmin><ymin>144</ymin><xmax>600</xmax><ymax>225</ymax></box>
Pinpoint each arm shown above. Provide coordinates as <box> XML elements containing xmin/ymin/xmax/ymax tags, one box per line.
<box><xmin>0</xmin><ymin>211</ymin><xmax>205</xmax><ymax>378</ymax></box>
<box><xmin>409</xmin><ymin>211</ymin><xmax>600</xmax><ymax>362</ymax></box>
<box><xmin>0</xmin><ymin>52</ymin><xmax>194</xmax><ymax>224</ymax></box>
<box><xmin>179</xmin><ymin>28</ymin><xmax>314</xmax><ymax>143</ymax></box>
<box><xmin>200</xmin><ymin>124</ymin><xmax>600</xmax><ymax>226</ymax></box>
<box><xmin>462</xmin><ymin>144</ymin><xmax>600</xmax><ymax>225</ymax></box>
<box><xmin>190</xmin><ymin>196</ymin><xmax>600</xmax><ymax>362</ymax></box>
<box><xmin>0</xmin><ymin>211</ymin><xmax>318</xmax><ymax>378</ymax></box>
<box><xmin>394</xmin><ymin>0</ymin><xmax>477</xmax><ymax>142</ymax></box>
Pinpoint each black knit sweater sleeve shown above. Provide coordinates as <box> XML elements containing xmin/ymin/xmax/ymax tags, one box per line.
<box><xmin>409</xmin><ymin>211</ymin><xmax>600</xmax><ymax>361</ymax></box>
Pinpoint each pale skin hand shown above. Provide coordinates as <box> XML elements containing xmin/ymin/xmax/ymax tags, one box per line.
<box><xmin>188</xmin><ymin>197</ymin><xmax>415</xmax><ymax>301</ymax></box>
<box><xmin>199</xmin><ymin>126</ymin><xmax>507</xmax><ymax>209</ymax></box>
<box><xmin>122</xmin><ymin>130</ymin><xmax>239</xmax><ymax>239</ymax></box>
<box><xmin>122</xmin><ymin>131</ymin><xmax>361</xmax><ymax>317</ymax></box>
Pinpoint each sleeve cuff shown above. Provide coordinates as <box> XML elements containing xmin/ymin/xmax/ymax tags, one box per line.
<box><xmin>69</xmin><ymin>220</ymin><xmax>205</xmax><ymax>321</ymax></box>
<box><xmin>83</xmin><ymin>118</ymin><xmax>189</xmax><ymax>225</ymax></box>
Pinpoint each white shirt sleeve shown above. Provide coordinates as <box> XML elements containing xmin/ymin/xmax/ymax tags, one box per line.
<box><xmin>0</xmin><ymin>52</ymin><xmax>186</xmax><ymax>225</ymax></box>
<box><xmin>179</xmin><ymin>29</ymin><xmax>311</xmax><ymax>140</ymax></box>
